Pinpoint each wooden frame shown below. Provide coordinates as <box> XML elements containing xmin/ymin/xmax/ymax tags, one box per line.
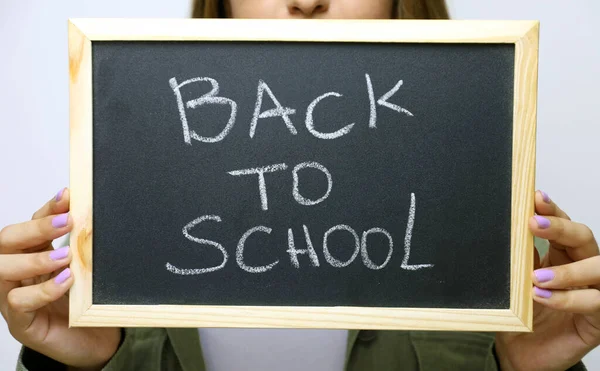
<box><xmin>68</xmin><ymin>19</ymin><xmax>539</xmax><ymax>331</ymax></box>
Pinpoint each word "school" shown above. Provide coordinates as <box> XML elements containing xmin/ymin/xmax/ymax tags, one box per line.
<box><xmin>165</xmin><ymin>194</ymin><xmax>434</xmax><ymax>275</ymax></box>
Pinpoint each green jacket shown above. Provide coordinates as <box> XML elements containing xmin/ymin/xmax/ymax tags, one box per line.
<box><xmin>16</xmin><ymin>328</ymin><xmax>587</xmax><ymax>371</ymax></box>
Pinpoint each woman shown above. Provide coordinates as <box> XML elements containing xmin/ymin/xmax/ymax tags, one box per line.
<box><xmin>1</xmin><ymin>0</ymin><xmax>598</xmax><ymax>370</ymax></box>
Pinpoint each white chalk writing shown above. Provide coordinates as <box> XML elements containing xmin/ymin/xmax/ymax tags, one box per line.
<box><xmin>166</xmin><ymin>215</ymin><xmax>228</xmax><ymax>275</ymax></box>
<box><xmin>250</xmin><ymin>80</ymin><xmax>297</xmax><ymax>138</ymax></box>
<box><xmin>228</xmin><ymin>163</ymin><xmax>288</xmax><ymax>211</ymax></box>
<box><xmin>169</xmin><ymin>77</ymin><xmax>237</xmax><ymax>144</ymax></box>
<box><xmin>236</xmin><ymin>226</ymin><xmax>279</xmax><ymax>273</ymax></box>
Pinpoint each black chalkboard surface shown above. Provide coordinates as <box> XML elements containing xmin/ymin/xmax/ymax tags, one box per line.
<box><xmin>69</xmin><ymin>19</ymin><xmax>538</xmax><ymax>330</ymax></box>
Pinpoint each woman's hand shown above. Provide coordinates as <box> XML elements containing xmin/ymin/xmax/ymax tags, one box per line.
<box><xmin>495</xmin><ymin>190</ymin><xmax>600</xmax><ymax>371</ymax></box>
<box><xmin>0</xmin><ymin>188</ymin><xmax>121</xmax><ymax>369</ymax></box>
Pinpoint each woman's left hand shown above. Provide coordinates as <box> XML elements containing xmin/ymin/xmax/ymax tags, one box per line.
<box><xmin>495</xmin><ymin>190</ymin><xmax>599</xmax><ymax>371</ymax></box>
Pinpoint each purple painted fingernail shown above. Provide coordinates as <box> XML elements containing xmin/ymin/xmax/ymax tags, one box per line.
<box><xmin>54</xmin><ymin>268</ymin><xmax>71</xmax><ymax>284</ymax></box>
<box><xmin>540</xmin><ymin>191</ymin><xmax>550</xmax><ymax>203</ymax></box>
<box><xmin>49</xmin><ymin>246</ymin><xmax>69</xmax><ymax>261</ymax></box>
<box><xmin>534</xmin><ymin>269</ymin><xmax>554</xmax><ymax>283</ymax></box>
<box><xmin>534</xmin><ymin>215</ymin><xmax>551</xmax><ymax>229</ymax></box>
<box><xmin>51</xmin><ymin>213</ymin><xmax>69</xmax><ymax>228</ymax></box>
<box><xmin>55</xmin><ymin>188</ymin><xmax>65</xmax><ymax>202</ymax></box>
<box><xmin>534</xmin><ymin>286</ymin><xmax>552</xmax><ymax>299</ymax></box>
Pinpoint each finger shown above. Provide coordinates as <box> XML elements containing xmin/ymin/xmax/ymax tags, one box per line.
<box><xmin>31</xmin><ymin>188</ymin><xmax>70</xmax><ymax>220</ymax></box>
<box><xmin>533</xmin><ymin>190</ymin><xmax>579</xmax><ymax>266</ymax></box>
<box><xmin>529</xmin><ymin>215</ymin><xmax>598</xmax><ymax>261</ymax></box>
<box><xmin>0</xmin><ymin>213</ymin><xmax>72</xmax><ymax>254</ymax></box>
<box><xmin>534</xmin><ymin>190</ymin><xmax>570</xmax><ymax>220</ymax></box>
<box><xmin>25</xmin><ymin>188</ymin><xmax>71</xmax><ymax>253</ymax></box>
<box><xmin>532</xmin><ymin>286</ymin><xmax>600</xmax><ymax>314</ymax></box>
<box><xmin>0</xmin><ymin>247</ymin><xmax>71</xmax><ymax>282</ymax></box>
<box><xmin>533</xmin><ymin>256</ymin><xmax>600</xmax><ymax>289</ymax></box>
<box><xmin>6</xmin><ymin>268</ymin><xmax>72</xmax><ymax>314</ymax></box>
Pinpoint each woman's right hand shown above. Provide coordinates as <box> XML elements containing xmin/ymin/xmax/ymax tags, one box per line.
<box><xmin>0</xmin><ymin>188</ymin><xmax>121</xmax><ymax>370</ymax></box>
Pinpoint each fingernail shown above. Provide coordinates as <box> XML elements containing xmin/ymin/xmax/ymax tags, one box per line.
<box><xmin>55</xmin><ymin>188</ymin><xmax>65</xmax><ymax>202</ymax></box>
<box><xmin>540</xmin><ymin>191</ymin><xmax>551</xmax><ymax>203</ymax></box>
<box><xmin>49</xmin><ymin>246</ymin><xmax>70</xmax><ymax>261</ymax></box>
<box><xmin>534</xmin><ymin>286</ymin><xmax>552</xmax><ymax>299</ymax></box>
<box><xmin>534</xmin><ymin>268</ymin><xmax>554</xmax><ymax>283</ymax></box>
<box><xmin>51</xmin><ymin>213</ymin><xmax>69</xmax><ymax>228</ymax></box>
<box><xmin>54</xmin><ymin>268</ymin><xmax>71</xmax><ymax>284</ymax></box>
<box><xmin>534</xmin><ymin>215</ymin><xmax>551</xmax><ymax>229</ymax></box>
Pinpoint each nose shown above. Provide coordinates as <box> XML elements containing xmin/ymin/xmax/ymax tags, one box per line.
<box><xmin>287</xmin><ymin>0</ymin><xmax>330</xmax><ymax>18</ymax></box>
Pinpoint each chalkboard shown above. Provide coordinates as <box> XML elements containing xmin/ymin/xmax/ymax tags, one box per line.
<box><xmin>69</xmin><ymin>19</ymin><xmax>539</xmax><ymax>331</ymax></box>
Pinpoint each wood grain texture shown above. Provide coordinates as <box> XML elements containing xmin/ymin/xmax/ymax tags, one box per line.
<box><xmin>72</xmin><ymin>305</ymin><xmax>528</xmax><ymax>331</ymax></box>
<box><xmin>69</xmin><ymin>19</ymin><xmax>538</xmax><ymax>43</ymax></box>
<box><xmin>509</xmin><ymin>22</ymin><xmax>540</xmax><ymax>331</ymax></box>
<box><xmin>68</xmin><ymin>19</ymin><xmax>538</xmax><ymax>331</ymax></box>
<box><xmin>68</xmin><ymin>20</ymin><xmax>94</xmax><ymax>327</ymax></box>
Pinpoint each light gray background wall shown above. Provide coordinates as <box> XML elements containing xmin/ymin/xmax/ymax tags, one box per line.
<box><xmin>1</xmin><ymin>0</ymin><xmax>599</xmax><ymax>368</ymax></box>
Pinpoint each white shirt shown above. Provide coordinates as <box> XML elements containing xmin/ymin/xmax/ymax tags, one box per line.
<box><xmin>198</xmin><ymin>328</ymin><xmax>348</xmax><ymax>371</ymax></box>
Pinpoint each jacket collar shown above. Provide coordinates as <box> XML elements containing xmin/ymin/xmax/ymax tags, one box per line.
<box><xmin>345</xmin><ymin>330</ymin><xmax>360</xmax><ymax>368</ymax></box>
<box><xmin>166</xmin><ymin>328</ymin><xmax>206</xmax><ymax>371</ymax></box>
